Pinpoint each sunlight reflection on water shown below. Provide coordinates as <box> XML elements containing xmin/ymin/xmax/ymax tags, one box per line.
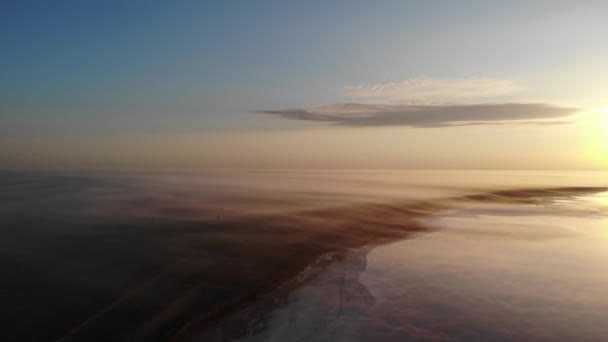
<box><xmin>232</xmin><ymin>192</ymin><xmax>608</xmax><ymax>342</ymax></box>
<box><xmin>357</xmin><ymin>193</ymin><xmax>608</xmax><ymax>341</ymax></box>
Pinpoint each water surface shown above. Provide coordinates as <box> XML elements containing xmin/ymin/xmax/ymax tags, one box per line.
<box><xmin>215</xmin><ymin>191</ymin><xmax>608</xmax><ymax>341</ymax></box>
<box><xmin>1</xmin><ymin>170</ymin><xmax>606</xmax><ymax>341</ymax></box>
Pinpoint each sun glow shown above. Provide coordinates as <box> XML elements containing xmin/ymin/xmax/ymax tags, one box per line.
<box><xmin>600</xmin><ymin>109</ymin><xmax>608</xmax><ymax>145</ymax></box>
<box><xmin>594</xmin><ymin>109</ymin><xmax>608</xmax><ymax>166</ymax></box>
<box><xmin>581</xmin><ymin>108</ymin><xmax>608</xmax><ymax>168</ymax></box>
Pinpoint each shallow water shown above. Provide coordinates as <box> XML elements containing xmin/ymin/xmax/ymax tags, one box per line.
<box><xmin>227</xmin><ymin>191</ymin><xmax>608</xmax><ymax>341</ymax></box>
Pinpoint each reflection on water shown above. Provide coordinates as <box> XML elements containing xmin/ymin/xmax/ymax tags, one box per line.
<box><xmin>360</xmin><ymin>192</ymin><xmax>608</xmax><ymax>341</ymax></box>
<box><xmin>227</xmin><ymin>192</ymin><xmax>608</xmax><ymax>341</ymax></box>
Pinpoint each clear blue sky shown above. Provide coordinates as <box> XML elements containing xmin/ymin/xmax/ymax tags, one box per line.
<box><xmin>1</xmin><ymin>1</ymin><xmax>607</xmax><ymax>169</ymax></box>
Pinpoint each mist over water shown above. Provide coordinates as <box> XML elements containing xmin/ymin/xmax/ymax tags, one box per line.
<box><xmin>210</xmin><ymin>191</ymin><xmax>608</xmax><ymax>342</ymax></box>
<box><xmin>0</xmin><ymin>170</ymin><xmax>606</xmax><ymax>341</ymax></box>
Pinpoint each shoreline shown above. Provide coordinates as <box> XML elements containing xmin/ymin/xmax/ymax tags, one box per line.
<box><xmin>36</xmin><ymin>184</ymin><xmax>606</xmax><ymax>341</ymax></box>
<box><xmin>169</xmin><ymin>186</ymin><xmax>607</xmax><ymax>341</ymax></box>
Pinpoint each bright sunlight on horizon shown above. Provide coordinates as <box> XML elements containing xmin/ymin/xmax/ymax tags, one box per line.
<box><xmin>1</xmin><ymin>1</ymin><xmax>607</xmax><ymax>170</ymax></box>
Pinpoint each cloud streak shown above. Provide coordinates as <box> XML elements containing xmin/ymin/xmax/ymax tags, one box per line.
<box><xmin>343</xmin><ymin>78</ymin><xmax>519</xmax><ymax>103</ymax></box>
<box><xmin>254</xmin><ymin>103</ymin><xmax>579</xmax><ymax>128</ymax></box>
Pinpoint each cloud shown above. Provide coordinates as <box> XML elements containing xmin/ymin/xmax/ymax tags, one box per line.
<box><xmin>254</xmin><ymin>77</ymin><xmax>579</xmax><ymax>128</ymax></box>
<box><xmin>254</xmin><ymin>103</ymin><xmax>579</xmax><ymax>128</ymax></box>
<box><xmin>343</xmin><ymin>78</ymin><xmax>519</xmax><ymax>103</ymax></box>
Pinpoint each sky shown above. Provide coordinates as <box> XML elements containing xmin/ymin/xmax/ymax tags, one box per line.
<box><xmin>1</xmin><ymin>0</ymin><xmax>607</xmax><ymax>170</ymax></box>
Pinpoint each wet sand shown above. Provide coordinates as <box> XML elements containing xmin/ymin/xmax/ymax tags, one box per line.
<box><xmin>58</xmin><ymin>187</ymin><xmax>607</xmax><ymax>341</ymax></box>
<box><xmin>181</xmin><ymin>187</ymin><xmax>608</xmax><ymax>341</ymax></box>
<box><xmin>56</xmin><ymin>192</ymin><xmax>435</xmax><ymax>341</ymax></box>
<box><xmin>184</xmin><ymin>189</ymin><xmax>608</xmax><ymax>341</ymax></box>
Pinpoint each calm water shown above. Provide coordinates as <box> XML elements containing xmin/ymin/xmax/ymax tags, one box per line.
<box><xmin>1</xmin><ymin>170</ymin><xmax>606</xmax><ymax>341</ymax></box>
<box><xmin>224</xmin><ymin>191</ymin><xmax>608</xmax><ymax>341</ymax></box>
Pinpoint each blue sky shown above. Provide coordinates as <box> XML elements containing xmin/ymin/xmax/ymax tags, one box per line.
<box><xmin>2</xmin><ymin>1</ymin><xmax>606</xmax><ymax>135</ymax></box>
<box><xmin>1</xmin><ymin>1</ymin><xmax>607</xmax><ymax>169</ymax></box>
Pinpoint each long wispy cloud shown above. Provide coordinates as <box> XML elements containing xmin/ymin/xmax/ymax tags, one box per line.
<box><xmin>254</xmin><ymin>77</ymin><xmax>580</xmax><ymax>128</ymax></box>
<box><xmin>343</xmin><ymin>77</ymin><xmax>519</xmax><ymax>104</ymax></box>
<box><xmin>254</xmin><ymin>103</ymin><xmax>578</xmax><ymax>128</ymax></box>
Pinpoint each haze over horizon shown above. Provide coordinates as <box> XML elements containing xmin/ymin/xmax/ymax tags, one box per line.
<box><xmin>2</xmin><ymin>1</ymin><xmax>607</xmax><ymax>170</ymax></box>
